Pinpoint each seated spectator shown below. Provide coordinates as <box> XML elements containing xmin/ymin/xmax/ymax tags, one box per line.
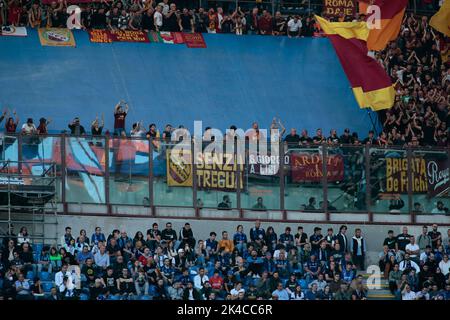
<box><xmin>252</xmin><ymin>197</ymin><xmax>267</xmax><ymax>210</ymax></box>
<box><xmin>271</xmin><ymin>282</ymin><xmax>289</xmax><ymax>300</ymax></box>
<box><xmin>218</xmin><ymin>195</ymin><xmax>232</xmax><ymax>209</ymax></box>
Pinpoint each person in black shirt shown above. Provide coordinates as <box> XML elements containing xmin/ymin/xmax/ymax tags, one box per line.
<box><xmin>163</xmin><ymin>3</ymin><xmax>180</xmax><ymax>32</ymax></box>
<box><xmin>68</xmin><ymin>118</ymin><xmax>86</xmax><ymax>136</ymax></box>
<box><xmin>218</xmin><ymin>195</ymin><xmax>232</xmax><ymax>210</ymax></box>
<box><xmin>383</xmin><ymin>230</ymin><xmax>397</xmax><ymax>250</ymax></box>
<box><xmin>195</xmin><ymin>8</ymin><xmax>209</xmax><ymax>33</ymax></box>
<box><xmin>396</xmin><ymin>227</ymin><xmax>411</xmax><ymax>254</ymax></box>
<box><xmin>103</xmin><ymin>267</ymin><xmax>118</xmax><ymax>294</ymax></box>
<box><xmin>180</xmin><ymin>8</ymin><xmax>194</xmax><ymax>32</ymax></box>
<box><xmin>161</xmin><ymin>222</ymin><xmax>178</xmax><ymax>242</ymax></box>
<box><xmin>362</xmin><ymin>130</ymin><xmax>377</xmax><ymax>145</ymax></box>
<box><xmin>146</xmin><ymin>223</ymin><xmax>162</xmax><ymax>251</ymax></box>
<box><xmin>91</xmin><ymin>7</ymin><xmax>107</xmax><ymax>29</ymax></box>
<box><xmin>340</xmin><ymin>128</ymin><xmax>353</xmax><ymax>144</ymax></box>
<box><xmin>179</xmin><ymin>223</ymin><xmax>195</xmax><ymax>249</ymax></box>
<box><xmin>284</xmin><ymin>128</ymin><xmax>300</xmax><ymax>148</ymax></box>
<box><xmin>295</xmin><ymin>226</ymin><xmax>308</xmax><ymax>250</ymax></box>
<box><xmin>299</xmin><ymin>129</ymin><xmax>313</xmax><ymax>145</ymax></box>
<box><xmin>107</xmin><ymin>6</ymin><xmax>121</xmax><ymax>30</ymax></box>
<box><xmin>141</xmin><ymin>8</ymin><xmax>155</xmax><ymax>32</ymax></box>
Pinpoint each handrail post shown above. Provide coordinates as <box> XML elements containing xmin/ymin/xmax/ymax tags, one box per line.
<box><xmin>105</xmin><ymin>134</ymin><xmax>111</xmax><ymax>214</ymax></box>
<box><xmin>365</xmin><ymin>144</ymin><xmax>373</xmax><ymax>222</ymax></box>
<box><xmin>237</xmin><ymin>137</ymin><xmax>243</xmax><ymax>218</ymax></box>
<box><xmin>322</xmin><ymin>143</ymin><xmax>329</xmax><ymax>221</ymax></box>
<box><xmin>407</xmin><ymin>147</ymin><xmax>414</xmax><ymax>223</ymax></box>
<box><xmin>18</xmin><ymin>134</ymin><xmax>22</xmax><ymax>173</ymax></box>
<box><xmin>192</xmin><ymin>138</ymin><xmax>199</xmax><ymax>218</ymax></box>
<box><xmin>149</xmin><ymin>137</ymin><xmax>155</xmax><ymax>217</ymax></box>
<box><xmin>61</xmin><ymin>134</ymin><xmax>67</xmax><ymax>214</ymax></box>
<box><xmin>279</xmin><ymin>140</ymin><xmax>286</xmax><ymax>219</ymax></box>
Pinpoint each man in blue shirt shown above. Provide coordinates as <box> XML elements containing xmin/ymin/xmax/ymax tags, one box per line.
<box><xmin>233</xmin><ymin>225</ymin><xmax>248</xmax><ymax>255</ymax></box>
<box><xmin>272</xmin><ymin>282</ymin><xmax>290</xmax><ymax>300</ymax></box>
<box><xmin>249</xmin><ymin>220</ymin><xmax>265</xmax><ymax>248</ymax></box>
<box><xmin>205</xmin><ymin>232</ymin><xmax>218</xmax><ymax>261</ymax></box>
<box><xmin>91</xmin><ymin>227</ymin><xmax>106</xmax><ymax>247</ymax></box>
<box><xmin>247</xmin><ymin>249</ymin><xmax>264</xmax><ymax>277</ymax></box>
<box><xmin>309</xmin><ymin>227</ymin><xmax>323</xmax><ymax>252</ymax></box>
<box><xmin>304</xmin><ymin>254</ymin><xmax>321</xmax><ymax>282</ymax></box>
<box><xmin>305</xmin><ymin>283</ymin><xmax>320</xmax><ymax>300</ymax></box>
<box><xmin>279</xmin><ymin>227</ymin><xmax>294</xmax><ymax>250</ymax></box>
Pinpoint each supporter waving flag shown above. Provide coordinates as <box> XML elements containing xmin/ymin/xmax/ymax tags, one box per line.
<box><xmin>315</xmin><ymin>15</ymin><xmax>395</xmax><ymax>111</ymax></box>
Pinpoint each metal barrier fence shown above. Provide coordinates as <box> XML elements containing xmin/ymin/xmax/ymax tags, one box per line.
<box><xmin>1</xmin><ymin>133</ymin><xmax>449</xmax><ymax>223</ymax></box>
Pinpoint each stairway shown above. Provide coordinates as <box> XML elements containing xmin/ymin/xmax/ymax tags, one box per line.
<box><xmin>361</xmin><ymin>272</ymin><xmax>397</xmax><ymax>300</ymax></box>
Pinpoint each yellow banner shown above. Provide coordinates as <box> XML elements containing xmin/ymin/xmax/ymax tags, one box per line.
<box><xmin>385</xmin><ymin>157</ymin><xmax>428</xmax><ymax>193</ymax></box>
<box><xmin>167</xmin><ymin>150</ymin><xmax>245</xmax><ymax>191</ymax></box>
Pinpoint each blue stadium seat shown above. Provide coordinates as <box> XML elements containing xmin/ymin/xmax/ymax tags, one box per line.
<box><xmin>298</xmin><ymin>279</ymin><xmax>308</xmax><ymax>290</ymax></box>
<box><xmin>40</xmin><ymin>271</ymin><xmax>51</xmax><ymax>281</ymax></box>
<box><xmin>26</xmin><ymin>271</ymin><xmax>35</xmax><ymax>280</ymax></box>
<box><xmin>33</xmin><ymin>243</ymin><xmax>43</xmax><ymax>254</ymax></box>
<box><xmin>282</xmin><ymin>279</ymin><xmax>288</xmax><ymax>287</ymax></box>
<box><xmin>79</xmin><ymin>293</ymin><xmax>89</xmax><ymax>300</ymax></box>
<box><xmin>41</xmin><ymin>281</ymin><xmax>53</xmax><ymax>292</ymax></box>
<box><xmin>108</xmin><ymin>295</ymin><xmax>120</xmax><ymax>301</ymax></box>
<box><xmin>140</xmin><ymin>295</ymin><xmax>152</xmax><ymax>300</ymax></box>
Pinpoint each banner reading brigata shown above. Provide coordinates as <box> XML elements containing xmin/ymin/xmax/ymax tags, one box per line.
<box><xmin>167</xmin><ymin>150</ymin><xmax>244</xmax><ymax>191</ymax></box>
<box><xmin>385</xmin><ymin>157</ymin><xmax>428</xmax><ymax>193</ymax></box>
<box><xmin>323</xmin><ymin>0</ymin><xmax>356</xmax><ymax>17</ymax></box>
<box><xmin>291</xmin><ymin>153</ymin><xmax>344</xmax><ymax>182</ymax></box>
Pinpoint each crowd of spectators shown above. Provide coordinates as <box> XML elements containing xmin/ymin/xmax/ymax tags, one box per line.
<box><xmin>1</xmin><ymin>221</ymin><xmax>449</xmax><ymax>300</ymax></box>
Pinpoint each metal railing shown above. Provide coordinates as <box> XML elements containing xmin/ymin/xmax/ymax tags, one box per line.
<box><xmin>1</xmin><ymin>132</ymin><xmax>449</xmax><ymax>224</ymax></box>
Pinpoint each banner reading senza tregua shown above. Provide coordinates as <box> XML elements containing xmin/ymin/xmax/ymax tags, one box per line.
<box><xmin>38</xmin><ymin>28</ymin><xmax>76</xmax><ymax>47</ymax></box>
<box><xmin>167</xmin><ymin>150</ymin><xmax>244</xmax><ymax>191</ymax></box>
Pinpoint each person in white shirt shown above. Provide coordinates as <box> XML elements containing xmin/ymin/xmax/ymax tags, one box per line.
<box><xmin>419</xmin><ymin>245</ymin><xmax>433</xmax><ymax>264</ymax></box>
<box><xmin>154</xmin><ymin>5</ymin><xmax>163</xmax><ymax>31</ymax></box>
<box><xmin>431</xmin><ymin>201</ymin><xmax>447</xmax><ymax>214</ymax></box>
<box><xmin>399</xmin><ymin>253</ymin><xmax>421</xmax><ymax>274</ymax></box>
<box><xmin>17</xmin><ymin>227</ymin><xmax>31</xmax><ymax>245</ymax></box>
<box><xmin>230</xmin><ymin>282</ymin><xmax>245</xmax><ymax>298</ymax></box>
<box><xmin>94</xmin><ymin>245</ymin><xmax>110</xmax><ymax>269</ymax></box>
<box><xmin>21</xmin><ymin>118</ymin><xmax>37</xmax><ymax>135</ymax></box>
<box><xmin>401</xmin><ymin>284</ymin><xmax>416</xmax><ymax>300</ymax></box>
<box><xmin>158</xmin><ymin>0</ymin><xmax>169</xmax><ymax>15</ymax></box>
<box><xmin>438</xmin><ymin>254</ymin><xmax>450</xmax><ymax>276</ymax></box>
<box><xmin>287</xmin><ymin>16</ymin><xmax>302</xmax><ymax>38</ymax></box>
<box><xmin>405</xmin><ymin>236</ymin><xmax>420</xmax><ymax>264</ymax></box>
<box><xmin>55</xmin><ymin>264</ymin><xmax>75</xmax><ymax>294</ymax></box>
<box><xmin>193</xmin><ymin>267</ymin><xmax>209</xmax><ymax>290</ymax></box>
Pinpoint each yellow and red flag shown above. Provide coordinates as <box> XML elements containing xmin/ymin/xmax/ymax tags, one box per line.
<box><xmin>315</xmin><ymin>15</ymin><xmax>395</xmax><ymax>111</ymax></box>
<box><xmin>357</xmin><ymin>0</ymin><xmax>408</xmax><ymax>51</ymax></box>
<box><xmin>430</xmin><ymin>0</ymin><xmax>450</xmax><ymax>37</ymax></box>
